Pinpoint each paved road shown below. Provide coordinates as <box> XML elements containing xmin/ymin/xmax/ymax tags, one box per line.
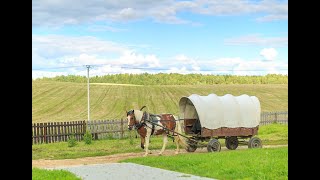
<box><xmin>55</xmin><ymin>163</ymin><xmax>216</xmax><ymax>180</ymax></box>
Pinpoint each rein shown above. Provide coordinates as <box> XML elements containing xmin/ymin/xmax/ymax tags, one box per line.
<box><xmin>133</xmin><ymin>116</ymin><xmax>145</xmax><ymax>130</ymax></box>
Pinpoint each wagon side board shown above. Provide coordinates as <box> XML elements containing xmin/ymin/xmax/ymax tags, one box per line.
<box><xmin>201</xmin><ymin>126</ymin><xmax>259</xmax><ymax>137</ymax></box>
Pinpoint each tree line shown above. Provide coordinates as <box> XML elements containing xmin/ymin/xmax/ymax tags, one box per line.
<box><xmin>34</xmin><ymin>73</ymin><xmax>288</xmax><ymax>85</ymax></box>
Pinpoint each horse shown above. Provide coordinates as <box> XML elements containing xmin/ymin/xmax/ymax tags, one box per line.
<box><xmin>126</xmin><ymin>106</ymin><xmax>187</xmax><ymax>157</ymax></box>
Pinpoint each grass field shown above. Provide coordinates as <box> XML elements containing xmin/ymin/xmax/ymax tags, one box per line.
<box><xmin>121</xmin><ymin>146</ymin><xmax>288</xmax><ymax>180</ymax></box>
<box><xmin>32</xmin><ymin>81</ymin><xmax>288</xmax><ymax>122</ymax></box>
<box><xmin>32</xmin><ymin>168</ymin><xmax>80</xmax><ymax>180</ymax></box>
<box><xmin>32</xmin><ymin>124</ymin><xmax>287</xmax><ymax>160</ymax></box>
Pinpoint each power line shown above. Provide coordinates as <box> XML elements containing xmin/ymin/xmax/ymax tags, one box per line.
<box><xmin>32</xmin><ymin>65</ymin><xmax>288</xmax><ymax>72</ymax></box>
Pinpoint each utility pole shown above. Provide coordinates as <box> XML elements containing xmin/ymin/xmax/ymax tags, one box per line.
<box><xmin>86</xmin><ymin>65</ymin><xmax>91</xmax><ymax>122</ymax></box>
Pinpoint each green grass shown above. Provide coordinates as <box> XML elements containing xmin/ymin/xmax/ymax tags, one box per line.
<box><xmin>32</xmin><ymin>81</ymin><xmax>288</xmax><ymax>122</ymax></box>
<box><xmin>32</xmin><ymin>133</ymin><xmax>180</xmax><ymax>160</ymax></box>
<box><xmin>258</xmin><ymin>124</ymin><xmax>288</xmax><ymax>145</ymax></box>
<box><xmin>121</xmin><ymin>147</ymin><xmax>288</xmax><ymax>180</ymax></box>
<box><xmin>32</xmin><ymin>168</ymin><xmax>80</xmax><ymax>180</ymax></box>
<box><xmin>32</xmin><ymin>124</ymin><xmax>287</xmax><ymax>160</ymax></box>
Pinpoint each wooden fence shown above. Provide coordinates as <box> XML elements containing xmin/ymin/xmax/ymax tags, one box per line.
<box><xmin>32</xmin><ymin>121</ymin><xmax>86</xmax><ymax>145</ymax></box>
<box><xmin>32</xmin><ymin>111</ymin><xmax>287</xmax><ymax>144</ymax></box>
<box><xmin>260</xmin><ymin>111</ymin><xmax>288</xmax><ymax>125</ymax></box>
<box><xmin>87</xmin><ymin>119</ymin><xmax>127</xmax><ymax>140</ymax></box>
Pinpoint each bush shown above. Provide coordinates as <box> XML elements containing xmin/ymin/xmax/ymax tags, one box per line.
<box><xmin>83</xmin><ymin>130</ymin><xmax>93</xmax><ymax>144</ymax></box>
<box><xmin>68</xmin><ymin>133</ymin><xmax>77</xmax><ymax>147</ymax></box>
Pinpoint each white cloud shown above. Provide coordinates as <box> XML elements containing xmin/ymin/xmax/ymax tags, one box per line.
<box><xmin>225</xmin><ymin>34</ymin><xmax>288</xmax><ymax>47</ymax></box>
<box><xmin>256</xmin><ymin>14</ymin><xmax>288</xmax><ymax>22</ymax></box>
<box><xmin>32</xmin><ymin>35</ymin><xmax>129</xmax><ymax>62</ymax></box>
<box><xmin>33</xmin><ymin>0</ymin><xmax>288</xmax><ymax>27</ymax></box>
<box><xmin>260</xmin><ymin>48</ymin><xmax>278</xmax><ymax>61</ymax></box>
<box><xmin>32</xmin><ymin>34</ymin><xmax>161</xmax><ymax>77</ymax></box>
<box><xmin>32</xmin><ymin>54</ymin><xmax>288</xmax><ymax>78</ymax></box>
<box><xmin>32</xmin><ymin>34</ymin><xmax>130</xmax><ymax>68</ymax></box>
<box><xmin>166</xmin><ymin>66</ymin><xmax>188</xmax><ymax>74</ymax></box>
<box><xmin>32</xmin><ymin>34</ymin><xmax>287</xmax><ymax>79</ymax></box>
<box><xmin>203</xmin><ymin>57</ymin><xmax>287</xmax><ymax>75</ymax></box>
<box><xmin>32</xmin><ymin>71</ymin><xmax>69</xmax><ymax>79</ymax></box>
<box><xmin>173</xmin><ymin>54</ymin><xmax>200</xmax><ymax>71</ymax></box>
<box><xmin>174</xmin><ymin>54</ymin><xmax>189</xmax><ymax>62</ymax></box>
<box><xmin>118</xmin><ymin>51</ymin><xmax>161</xmax><ymax>67</ymax></box>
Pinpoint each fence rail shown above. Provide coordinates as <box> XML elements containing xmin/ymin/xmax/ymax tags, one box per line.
<box><xmin>260</xmin><ymin>111</ymin><xmax>288</xmax><ymax>125</ymax></box>
<box><xmin>32</xmin><ymin>111</ymin><xmax>287</xmax><ymax>144</ymax></box>
<box><xmin>87</xmin><ymin>119</ymin><xmax>127</xmax><ymax>140</ymax></box>
<box><xmin>32</xmin><ymin>121</ymin><xmax>86</xmax><ymax>145</ymax></box>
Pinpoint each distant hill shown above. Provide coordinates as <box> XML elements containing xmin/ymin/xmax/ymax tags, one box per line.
<box><xmin>32</xmin><ymin>81</ymin><xmax>288</xmax><ymax>122</ymax></box>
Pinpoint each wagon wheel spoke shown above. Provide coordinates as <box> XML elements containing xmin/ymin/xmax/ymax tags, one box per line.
<box><xmin>207</xmin><ymin>138</ymin><xmax>221</xmax><ymax>152</ymax></box>
<box><xmin>225</xmin><ymin>136</ymin><xmax>238</xmax><ymax>150</ymax></box>
<box><xmin>185</xmin><ymin>138</ymin><xmax>197</xmax><ymax>152</ymax></box>
<box><xmin>248</xmin><ymin>137</ymin><xmax>262</xmax><ymax>148</ymax></box>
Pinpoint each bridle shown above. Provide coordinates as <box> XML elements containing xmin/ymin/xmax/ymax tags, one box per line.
<box><xmin>127</xmin><ymin>110</ymin><xmax>144</xmax><ymax>130</ymax></box>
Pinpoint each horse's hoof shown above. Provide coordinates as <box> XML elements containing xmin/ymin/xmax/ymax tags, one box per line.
<box><xmin>158</xmin><ymin>153</ymin><xmax>163</xmax><ymax>156</ymax></box>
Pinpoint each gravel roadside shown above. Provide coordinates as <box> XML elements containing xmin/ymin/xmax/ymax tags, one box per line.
<box><xmin>55</xmin><ymin>163</ymin><xmax>216</xmax><ymax>180</ymax></box>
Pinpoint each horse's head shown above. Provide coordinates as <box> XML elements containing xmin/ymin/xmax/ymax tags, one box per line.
<box><xmin>126</xmin><ymin>110</ymin><xmax>137</xmax><ymax>130</ymax></box>
<box><xmin>126</xmin><ymin>109</ymin><xmax>145</xmax><ymax>130</ymax></box>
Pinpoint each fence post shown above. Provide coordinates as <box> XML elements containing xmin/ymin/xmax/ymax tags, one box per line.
<box><xmin>83</xmin><ymin>120</ymin><xmax>86</xmax><ymax>133</ymax></box>
<box><xmin>120</xmin><ymin>118</ymin><xmax>124</xmax><ymax>139</ymax></box>
<box><xmin>32</xmin><ymin>123</ymin><xmax>34</xmax><ymax>145</ymax></box>
<box><xmin>274</xmin><ymin>112</ymin><xmax>277</xmax><ymax>123</ymax></box>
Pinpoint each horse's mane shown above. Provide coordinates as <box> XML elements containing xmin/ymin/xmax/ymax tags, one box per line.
<box><xmin>134</xmin><ymin>110</ymin><xmax>144</xmax><ymax>121</ymax></box>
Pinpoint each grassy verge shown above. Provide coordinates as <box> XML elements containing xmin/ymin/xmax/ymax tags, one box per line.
<box><xmin>32</xmin><ymin>134</ymin><xmax>178</xmax><ymax>160</ymax></box>
<box><xmin>121</xmin><ymin>147</ymin><xmax>288</xmax><ymax>180</ymax></box>
<box><xmin>258</xmin><ymin>123</ymin><xmax>288</xmax><ymax>145</ymax></box>
<box><xmin>32</xmin><ymin>168</ymin><xmax>80</xmax><ymax>180</ymax></box>
<box><xmin>32</xmin><ymin>124</ymin><xmax>287</xmax><ymax>160</ymax></box>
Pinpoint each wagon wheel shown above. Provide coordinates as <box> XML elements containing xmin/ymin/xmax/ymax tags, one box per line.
<box><xmin>225</xmin><ymin>136</ymin><xmax>238</xmax><ymax>150</ymax></box>
<box><xmin>248</xmin><ymin>137</ymin><xmax>262</xmax><ymax>148</ymax></box>
<box><xmin>207</xmin><ymin>138</ymin><xmax>221</xmax><ymax>152</ymax></box>
<box><xmin>185</xmin><ymin>138</ymin><xmax>197</xmax><ymax>152</ymax></box>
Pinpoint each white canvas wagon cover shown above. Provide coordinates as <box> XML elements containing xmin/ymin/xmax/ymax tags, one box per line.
<box><xmin>179</xmin><ymin>94</ymin><xmax>261</xmax><ymax>129</ymax></box>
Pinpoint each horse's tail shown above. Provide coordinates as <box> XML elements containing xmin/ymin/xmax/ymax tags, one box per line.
<box><xmin>174</xmin><ymin>116</ymin><xmax>188</xmax><ymax>147</ymax></box>
<box><xmin>140</xmin><ymin>105</ymin><xmax>147</xmax><ymax>111</ymax></box>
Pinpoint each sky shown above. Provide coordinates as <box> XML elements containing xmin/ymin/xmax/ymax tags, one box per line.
<box><xmin>32</xmin><ymin>0</ymin><xmax>288</xmax><ymax>79</ymax></box>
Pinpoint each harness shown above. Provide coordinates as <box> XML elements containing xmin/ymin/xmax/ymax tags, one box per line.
<box><xmin>141</xmin><ymin>111</ymin><xmax>157</xmax><ymax>135</ymax></box>
<box><xmin>128</xmin><ymin>109</ymin><xmax>177</xmax><ymax>136</ymax></box>
<box><xmin>128</xmin><ymin>109</ymin><xmax>198</xmax><ymax>145</ymax></box>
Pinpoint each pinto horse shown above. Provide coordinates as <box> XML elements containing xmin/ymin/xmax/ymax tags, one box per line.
<box><xmin>126</xmin><ymin>107</ymin><xmax>186</xmax><ymax>157</ymax></box>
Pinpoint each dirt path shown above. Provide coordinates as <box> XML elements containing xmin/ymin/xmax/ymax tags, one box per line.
<box><xmin>32</xmin><ymin>145</ymin><xmax>287</xmax><ymax>168</ymax></box>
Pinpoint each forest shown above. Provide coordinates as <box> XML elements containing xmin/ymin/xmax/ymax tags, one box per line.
<box><xmin>34</xmin><ymin>73</ymin><xmax>288</xmax><ymax>85</ymax></box>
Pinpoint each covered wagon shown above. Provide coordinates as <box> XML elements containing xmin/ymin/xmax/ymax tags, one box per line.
<box><xmin>179</xmin><ymin>93</ymin><xmax>262</xmax><ymax>152</ymax></box>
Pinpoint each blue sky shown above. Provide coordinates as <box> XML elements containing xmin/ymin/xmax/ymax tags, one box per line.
<box><xmin>32</xmin><ymin>0</ymin><xmax>288</xmax><ymax>78</ymax></box>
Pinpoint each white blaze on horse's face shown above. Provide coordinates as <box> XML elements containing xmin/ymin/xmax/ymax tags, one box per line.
<box><xmin>127</xmin><ymin>114</ymin><xmax>132</xmax><ymax>130</ymax></box>
<box><xmin>127</xmin><ymin>110</ymin><xmax>135</xmax><ymax>130</ymax></box>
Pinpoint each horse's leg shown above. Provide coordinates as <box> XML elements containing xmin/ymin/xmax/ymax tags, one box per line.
<box><xmin>158</xmin><ymin>133</ymin><xmax>168</xmax><ymax>156</ymax></box>
<box><xmin>143</xmin><ymin>129</ymin><xmax>152</xmax><ymax>157</ymax></box>
<box><xmin>140</xmin><ymin>135</ymin><xmax>145</xmax><ymax>149</ymax></box>
<box><xmin>174</xmin><ymin>121</ymin><xmax>188</xmax><ymax>154</ymax></box>
<box><xmin>174</xmin><ymin>135</ymin><xmax>180</xmax><ymax>154</ymax></box>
